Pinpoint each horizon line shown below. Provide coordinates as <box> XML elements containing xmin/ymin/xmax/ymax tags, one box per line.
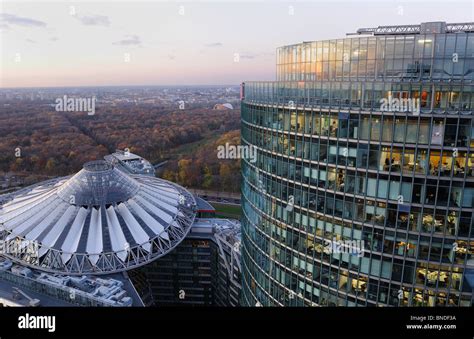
<box><xmin>0</xmin><ymin>83</ymin><xmax>244</xmax><ymax>90</ymax></box>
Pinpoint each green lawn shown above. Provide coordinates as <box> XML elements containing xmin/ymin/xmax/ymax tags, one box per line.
<box><xmin>210</xmin><ymin>202</ymin><xmax>241</xmax><ymax>220</ymax></box>
<box><xmin>166</xmin><ymin>132</ymin><xmax>221</xmax><ymax>158</ymax></box>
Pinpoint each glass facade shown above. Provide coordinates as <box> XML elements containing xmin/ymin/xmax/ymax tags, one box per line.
<box><xmin>241</xmin><ymin>24</ymin><xmax>474</xmax><ymax>307</ymax></box>
<box><xmin>130</xmin><ymin>238</ymin><xmax>218</xmax><ymax>306</ymax></box>
<box><xmin>129</xmin><ymin>220</ymin><xmax>242</xmax><ymax>307</ymax></box>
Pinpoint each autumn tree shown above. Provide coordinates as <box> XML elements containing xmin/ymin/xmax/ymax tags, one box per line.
<box><xmin>219</xmin><ymin>163</ymin><xmax>233</xmax><ymax>191</ymax></box>
<box><xmin>45</xmin><ymin>158</ymin><xmax>56</xmax><ymax>174</ymax></box>
<box><xmin>162</xmin><ymin>169</ymin><xmax>176</xmax><ymax>182</ymax></box>
<box><xmin>202</xmin><ymin>165</ymin><xmax>213</xmax><ymax>189</ymax></box>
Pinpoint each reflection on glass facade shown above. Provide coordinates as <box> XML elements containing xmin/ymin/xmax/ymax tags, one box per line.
<box><xmin>241</xmin><ymin>22</ymin><xmax>474</xmax><ymax>307</ymax></box>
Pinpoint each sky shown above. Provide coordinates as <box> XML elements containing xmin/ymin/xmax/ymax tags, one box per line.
<box><xmin>0</xmin><ymin>0</ymin><xmax>473</xmax><ymax>88</ymax></box>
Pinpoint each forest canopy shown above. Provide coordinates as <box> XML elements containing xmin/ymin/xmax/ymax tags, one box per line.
<box><xmin>0</xmin><ymin>103</ymin><xmax>241</xmax><ymax>191</ymax></box>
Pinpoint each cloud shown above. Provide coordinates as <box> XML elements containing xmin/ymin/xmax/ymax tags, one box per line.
<box><xmin>205</xmin><ymin>42</ymin><xmax>223</xmax><ymax>48</ymax></box>
<box><xmin>74</xmin><ymin>14</ymin><xmax>110</xmax><ymax>27</ymax></box>
<box><xmin>0</xmin><ymin>13</ymin><xmax>46</xmax><ymax>28</ymax></box>
<box><xmin>112</xmin><ymin>35</ymin><xmax>141</xmax><ymax>46</ymax></box>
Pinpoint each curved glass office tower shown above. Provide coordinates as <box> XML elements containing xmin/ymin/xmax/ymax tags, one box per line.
<box><xmin>241</xmin><ymin>22</ymin><xmax>474</xmax><ymax>306</ymax></box>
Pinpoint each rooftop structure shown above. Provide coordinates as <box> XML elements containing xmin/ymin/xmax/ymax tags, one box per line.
<box><xmin>352</xmin><ymin>22</ymin><xmax>474</xmax><ymax>36</ymax></box>
<box><xmin>0</xmin><ymin>160</ymin><xmax>197</xmax><ymax>275</ymax></box>
<box><xmin>0</xmin><ymin>258</ymin><xmax>136</xmax><ymax>306</ymax></box>
<box><xmin>104</xmin><ymin>150</ymin><xmax>155</xmax><ymax>176</ymax></box>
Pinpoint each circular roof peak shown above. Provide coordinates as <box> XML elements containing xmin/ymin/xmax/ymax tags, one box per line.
<box><xmin>83</xmin><ymin>160</ymin><xmax>113</xmax><ymax>172</ymax></box>
<box><xmin>56</xmin><ymin>163</ymin><xmax>141</xmax><ymax>206</ymax></box>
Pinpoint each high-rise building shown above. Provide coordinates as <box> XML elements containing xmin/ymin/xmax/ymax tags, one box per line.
<box><xmin>241</xmin><ymin>22</ymin><xmax>474</xmax><ymax>307</ymax></box>
<box><xmin>129</xmin><ymin>218</ymin><xmax>241</xmax><ymax>307</ymax></box>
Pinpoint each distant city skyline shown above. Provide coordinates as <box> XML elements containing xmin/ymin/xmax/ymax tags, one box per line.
<box><xmin>1</xmin><ymin>0</ymin><xmax>472</xmax><ymax>88</ymax></box>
